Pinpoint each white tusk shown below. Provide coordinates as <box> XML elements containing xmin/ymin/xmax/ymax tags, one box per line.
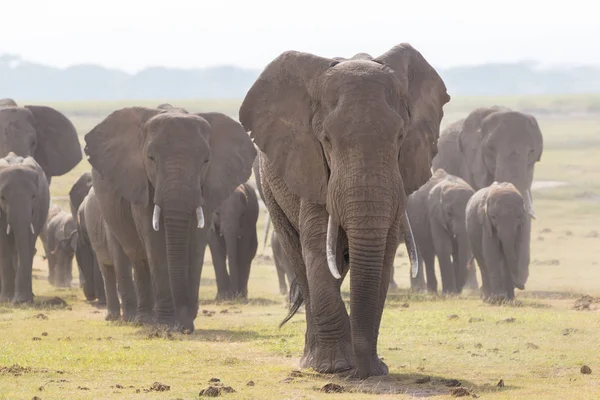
<box><xmin>326</xmin><ymin>215</ymin><xmax>341</xmax><ymax>279</ymax></box>
<box><xmin>196</xmin><ymin>206</ymin><xmax>205</xmax><ymax>228</ymax></box>
<box><xmin>152</xmin><ymin>205</ymin><xmax>161</xmax><ymax>231</ymax></box>
<box><xmin>526</xmin><ymin>190</ymin><xmax>536</xmax><ymax>220</ymax></box>
<box><xmin>403</xmin><ymin>211</ymin><xmax>419</xmax><ymax>279</ymax></box>
<box><xmin>30</xmin><ymin>223</ymin><xmax>35</xmax><ymax>234</ymax></box>
<box><xmin>6</xmin><ymin>224</ymin><xmax>11</xmax><ymax>235</ymax></box>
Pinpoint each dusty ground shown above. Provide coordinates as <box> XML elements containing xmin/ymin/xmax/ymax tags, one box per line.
<box><xmin>1</xmin><ymin>97</ymin><xmax>600</xmax><ymax>399</ymax></box>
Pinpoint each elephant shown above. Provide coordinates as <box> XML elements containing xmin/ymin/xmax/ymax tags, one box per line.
<box><xmin>465</xmin><ymin>182</ymin><xmax>527</xmax><ymax>301</ymax></box>
<box><xmin>40</xmin><ymin>207</ymin><xmax>78</xmax><ymax>287</ymax></box>
<box><xmin>239</xmin><ymin>44</ymin><xmax>450</xmax><ymax>378</ymax></box>
<box><xmin>82</xmin><ymin>188</ymin><xmax>137</xmax><ymax>321</ymax></box>
<box><xmin>208</xmin><ymin>182</ymin><xmax>259</xmax><ymax>300</ymax></box>
<box><xmin>272</xmin><ymin>230</ymin><xmax>294</xmax><ymax>296</ymax></box>
<box><xmin>84</xmin><ymin>107</ymin><xmax>256</xmax><ymax>332</ymax></box>
<box><xmin>0</xmin><ymin>99</ymin><xmax>82</xmax><ymax>184</ymax></box>
<box><xmin>432</xmin><ymin>107</ymin><xmax>543</xmax><ymax>290</ymax></box>
<box><xmin>0</xmin><ymin>152</ymin><xmax>50</xmax><ymax>303</ymax></box>
<box><xmin>406</xmin><ymin>168</ymin><xmax>475</xmax><ymax>293</ymax></box>
<box><xmin>69</xmin><ymin>172</ymin><xmax>106</xmax><ymax>304</ymax></box>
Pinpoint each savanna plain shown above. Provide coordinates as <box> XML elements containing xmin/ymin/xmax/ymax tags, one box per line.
<box><xmin>1</xmin><ymin>95</ymin><xmax>600</xmax><ymax>399</ymax></box>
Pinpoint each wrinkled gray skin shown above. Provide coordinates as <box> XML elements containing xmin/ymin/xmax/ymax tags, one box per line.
<box><xmin>69</xmin><ymin>172</ymin><xmax>106</xmax><ymax>304</ymax></box>
<box><xmin>433</xmin><ymin>107</ymin><xmax>543</xmax><ymax>290</ymax></box>
<box><xmin>0</xmin><ymin>153</ymin><xmax>50</xmax><ymax>303</ymax></box>
<box><xmin>466</xmin><ymin>182</ymin><xmax>527</xmax><ymax>301</ymax></box>
<box><xmin>40</xmin><ymin>206</ymin><xmax>78</xmax><ymax>288</ymax></box>
<box><xmin>407</xmin><ymin>169</ymin><xmax>475</xmax><ymax>293</ymax></box>
<box><xmin>239</xmin><ymin>44</ymin><xmax>450</xmax><ymax>378</ymax></box>
<box><xmin>84</xmin><ymin>107</ymin><xmax>256</xmax><ymax>332</ymax></box>
<box><xmin>0</xmin><ymin>99</ymin><xmax>82</xmax><ymax>185</ymax></box>
<box><xmin>253</xmin><ymin>155</ymin><xmax>295</xmax><ymax>295</ymax></box>
<box><xmin>208</xmin><ymin>182</ymin><xmax>259</xmax><ymax>300</ymax></box>
<box><xmin>271</xmin><ymin>231</ymin><xmax>294</xmax><ymax>295</ymax></box>
<box><xmin>82</xmin><ymin>188</ymin><xmax>137</xmax><ymax>321</ymax></box>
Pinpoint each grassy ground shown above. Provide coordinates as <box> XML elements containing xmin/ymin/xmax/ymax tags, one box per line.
<box><xmin>1</xmin><ymin>97</ymin><xmax>600</xmax><ymax>399</ymax></box>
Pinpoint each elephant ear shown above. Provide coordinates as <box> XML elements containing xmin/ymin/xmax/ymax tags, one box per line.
<box><xmin>24</xmin><ymin>105</ymin><xmax>83</xmax><ymax>177</ymax></box>
<box><xmin>239</xmin><ymin>51</ymin><xmax>334</xmax><ymax>203</ymax></box>
<box><xmin>68</xmin><ymin>172</ymin><xmax>92</xmax><ymax>219</ymax></box>
<box><xmin>196</xmin><ymin>112</ymin><xmax>256</xmax><ymax>212</ymax></box>
<box><xmin>84</xmin><ymin>107</ymin><xmax>163</xmax><ymax>206</ymax></box>
<box><xmin>375</xmin><ymin>43</ymin><xmax>451</xmax><ymax>195</ymax></box>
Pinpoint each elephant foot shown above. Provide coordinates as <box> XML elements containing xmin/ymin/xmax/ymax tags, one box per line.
<box><xmin>0</xmin><ymin>293</ymin><xmax>13</xmax><ymax>303</ymax></box>
<box><xmin>350</xmin><ymin>356</ymin><xmax>389</xmax><ymax>380</ymax></box>
<box><xmin>300</xmin><ymin>341</ymin><xmax>354</xmax><ymax>374</ymax></box>
<box><xmin>12</xmin><ymin>293</ymin><xmax>33</xmax><ymax>305</ymax></box>
<box><xmin>134</xmin><ymin>311</ymin><xmax>154</xmax><ymax>326</ymax></box>
<box><xmin>105</xmin><ymin>310</ymin><xmax>121</xmax><ymax>321</ymax></box>
<box><xmin>215</xmin><ymin>291</ymin><xmax>232</xmax><ymax>301</ymax></box>
<box><xmin>121</xmin><ymin>309</ymin><xmax>137</xmax><ymax>322</ymax></box>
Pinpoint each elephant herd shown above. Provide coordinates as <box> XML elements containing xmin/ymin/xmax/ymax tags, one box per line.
<box><xmin>0</xmin><ymin>42</ymin><xmax>545</xmax><ymax>379</ymax></box>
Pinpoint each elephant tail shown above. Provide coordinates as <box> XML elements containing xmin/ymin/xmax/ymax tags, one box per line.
<box><xmin>278</xmin><ymin>278</ymin><xmax>303</xmax><ymax>328</ymax></box>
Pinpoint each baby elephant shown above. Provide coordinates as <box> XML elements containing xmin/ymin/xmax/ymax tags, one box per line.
<box><xmin>407</xmin><ymin>169</ymin><xmax>475</xmax><ymax>294</ymax></box>
<box><xmin>208</xmin><ymin>182</ymin><xmax>259</xmax><ymax>300</ymax></box>
<box><xmin>41</xmin><ymin>206</ymin><xmax>78</xmax><ymax>287</ymax></box>
<box><xmin>82</xmin><ymin>188</ymin><xmax>137</xmax><ymax>321</ymax></box>
<box><xmin>0</xmin><ymin>153</ymin><xmax>50</xmax><ymax>303</ymax></box>
<box><xmin>466</xmin><ymin>182</ymin><xmax>528</xmax><ymax>302</ymax></box>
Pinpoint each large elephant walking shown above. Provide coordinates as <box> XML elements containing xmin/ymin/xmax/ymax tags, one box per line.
<box><xmin>239</xmin><ymin>44</ymin><xmax>450</xmax><ymax>378</ymax></box>
<box><xmin>432</xmin><ymin>107</ymin><xmax>543</xmax><ymax>289</ymax></box>
<box><xmin>0</xmin><ymin>153</ymin><xmax>50</xmax><ymax>303</ymax></box>
<box><xmin>84</xmin><ymin>107</ymin><xmax>256</xmax><ymax>332</ymax></box>
<box><xmin>0</xmin><ymin>99</ymin><xmax>82</xmax><ymax>184</ymax></box>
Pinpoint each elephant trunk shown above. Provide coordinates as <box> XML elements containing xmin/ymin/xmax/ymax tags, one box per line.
<box><xmin>454</xmin><ymin>232</ymin><xmax>471</xmax><ymax>291</ymax></box>
<box><xmin>341</xmin><ymin>186</ymin><xmax>396</xmax><ymax>379</ymax></box>
<box><xmin>12</xmin><ymin>220</ymin><xmax>35</xmax><ymax>303</ymax></box>
<box><xmin>224</xmin><ymin>231</ymin><xmax>242</xmax><ymax>298</ymax></box>
<box><xmin>163</xmin><ymin>205</ymin><xmax>193</xmax><ymax>331</ymax></box>
<box><xmin>498</xmin><ymin>229</ymin><xmax>524</xmax><ymax>290</ymax></box>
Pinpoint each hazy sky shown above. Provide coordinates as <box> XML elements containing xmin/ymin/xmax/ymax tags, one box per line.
<box><xmin>1</xmin><ymin>0</ymin><xmax>598</xmax><ymax>72</ymax></box>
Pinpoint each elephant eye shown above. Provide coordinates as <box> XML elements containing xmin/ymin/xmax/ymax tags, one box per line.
<box><xmin>148</xmin><ymin>155</ymin><xmax>155</xmax><ymax>162</ymax></box>
<box><xmin>204</xmin><ymin>159</ymin><xmax>209</xmax><ymax>164</ymax></box>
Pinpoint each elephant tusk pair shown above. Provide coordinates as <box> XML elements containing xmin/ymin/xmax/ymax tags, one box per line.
<box><xmin>525</xmin><ymin>190</ymin><xmax>536</xmax><ymax>220</ymax></box>
<box><xmin>326</xmin><ymin>211</ymin><xmax>419</xmax><ymax>280</ymax></box>
<box><xmin>152</xmin><ymin>205</ymin><xmax>205</xmax><ymax>231</ymax></box>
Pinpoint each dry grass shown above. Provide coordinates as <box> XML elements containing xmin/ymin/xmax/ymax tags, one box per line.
<box><xmin>1</xmin><ymin>96</ymin><xmax>600</xmax><ymax>399</ymax></box>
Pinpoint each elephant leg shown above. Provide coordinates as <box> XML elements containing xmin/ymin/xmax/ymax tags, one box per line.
<box><xmin>463</xmin><ymin>259</ymin><xmax>479</xmax><ymax>291</ymax></box>
<box><xmin>423</xmin><ymin>247</ymin><xmax>437</xmax><ymax>293</ymax></box>
<box><xmin>236</xmin><ymin>235</ymin><xmax>256</xmax><ymax>299</ymax></box>
<box><xmin>208</xmin><ymin>231</ymin><xmax>231</xmax><ymax>300</ymax></box>
<box><xmin>275</xmin><ymin>260</ymin><xmax>288</xmax><ymax>295</ymax></box>
<box><xmin>299</xmin><ymin>203</ymin><xmax>353</xmax><ymax>374</ymax></box>
<box><xmin>189</xmin><ymin>231</ymin><xmax>207</xmax><ymax>320</ymax></box>
<box><xmin>93</xmin><ymin>256</ymin><xmax>106</xmax><ymax>307</ymax></box>
<box><xmin>99</xmin><ymin>263</ymin><xmax>120</xmax><ymax>321</ymax></box>
<box><xmin>0</xmin><ymin>238</ymin><xmax>15</xmax><ymax>302</ymax></box>
<box><xmin>481</xmin><ymin>236</ymin><xmax>506</xmax><ymax>301</ymax></box>
<box><xmin>108</xmin><ymin>237</ymin><xmax>137</xmax><ymax>322</ymax></box>
<box><xmin>431</xmin><ymin>228</ymin><xmax>457</xmax><ymax>294</ymax></box>
<box><xmin>410</xmin><ymin>246</ymin><xmax>426</xmax><ymax>292</ymax></box>
<box><xmin>131</xmin><ymin>259</ymin><xmax>154</xmax><ymax>324</ymax></box>
<box><xmin>388</xmin><ymin>264</ymin><xmax>399</xmax><ymax>293</ymax></box>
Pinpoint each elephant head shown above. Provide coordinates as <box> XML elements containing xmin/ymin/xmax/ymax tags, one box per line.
<box><xmin>0</xmin><ymin>102</ymin><xmax>82</xmax><ymax>183</ymax></box>
<box><xmin>47</xmin><ymin>211</ymin><xmax>78</xmax><ymax>287</ymax></box>
<box><xmin>84</xmin><ymin>107</ymin><xmax>256</xmax><ymax>323</ymax></box>
<box><xmin>483</xmin><ymin>182</ymin><xmax>527</xmax><ymax>292</ymax></box>
<box><xmin>239</xmin><ymin>44</ymin><xmax>449</xmax><ymax>377</ymax></box>
<box><xmin>0</xmin><ymin>99</ymin><xmax>17</xmax><ymax>107</ymax></box>
<box><xmin>458</xmin><ymin>107</ymin><xmax>542</xmax><ymax>214</ymax></box>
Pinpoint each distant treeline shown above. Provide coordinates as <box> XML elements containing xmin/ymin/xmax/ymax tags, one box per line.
<box><xmin>2</xmin><ymin>54</ymin><xmax>600</xmax><ymax>101</ymax></box>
